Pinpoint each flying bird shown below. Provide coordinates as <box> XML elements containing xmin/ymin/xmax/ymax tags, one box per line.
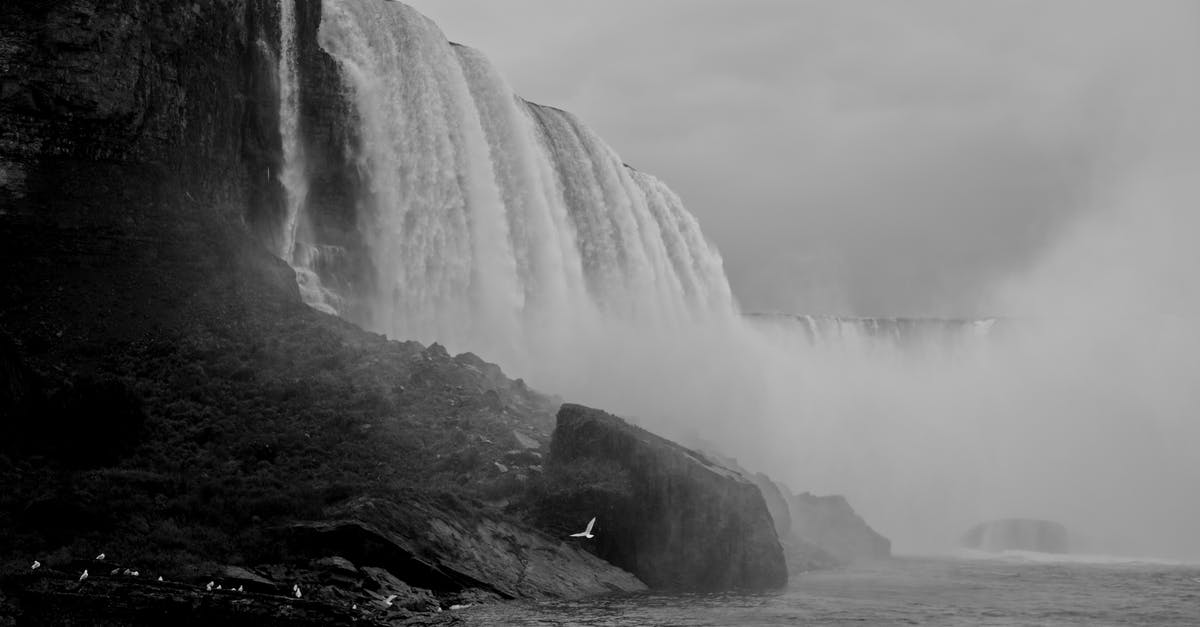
<box><xmin>383</xmin><ymin>594</ymin><xmax>397</xmax><ymax>607</ymax></box>
<box><xmin>111</xmin><ymin>568</ymin><xmax>121</xmax><ymax>576</ymax></box>
<box><xmin>79</xmin><ymin>569</ymin><xmax>89</xmax><ymax>582</ymax></box>
<box><xmin>206</xmin><ymin>581</ymin><xmax>214</xmax><ymax>591</ymax></box>
<box><xmin>31</xmin><ymin>560</ymin><xmax>40</xmax><ymax>570</ymax></box>
<box><xmin>569</xmin><ymin>516</ymin><xmax>597</xmax><ymax>539</ymax></box>
<box><xmin>449</xmin><ymin>603</ymin><xmax>473</xmax><ymax>611</ymax></box>
<box><xmin>95</xmin><ymin>553</ymin><xmax>106</xmax><ymax>561</ymax></box>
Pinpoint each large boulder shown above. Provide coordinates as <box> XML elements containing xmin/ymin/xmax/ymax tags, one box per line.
<box><xmin>962</xmin><ymin>518</ymin><xmax>1070</xmax><ymax>554</ymax></box>
<box><xmin>546</xmin><ymin>404</ymin><xmax>787</xmax><ymax>591</ymax></box>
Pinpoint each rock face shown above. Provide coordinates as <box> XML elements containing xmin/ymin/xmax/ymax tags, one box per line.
<box><xmin>546</xmin><ymin>404</ymin><xmax>787</xmax><ymax>591</ymax></box>
<box><xmin>962</xmin><ymin>519</ymin><xmax>1070</xmax><ymax>554</ymax></box>
<box><xmin>283</xmin><ymin>497</ymin><xmax>645</xmax><ymax>600</ymax></box>
<box><xmin>691</xmin><ymin>447</ymin><xmax>890</xmax><ymax>572</ymax></box>
<box><xmin>783</xmin><ymin>490</ymin><xmax>892</xmax><ymax>566</ymax></box>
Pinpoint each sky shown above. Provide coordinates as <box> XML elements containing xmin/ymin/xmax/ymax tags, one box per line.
<box><xmin>404</xmin><ymin>0</ymin><xmax>1195</xmax><ymax>317</ymax></box>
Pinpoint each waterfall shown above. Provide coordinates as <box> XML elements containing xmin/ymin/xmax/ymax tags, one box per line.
<box><xmin>314</xmin><ymin>0</ymin><xmax>738</xmax><ymax>374</ymax></box>
<box><xmin>276</xmin><ymin>0</ymin><xmax>305</xmax><ymax>263</ymax></box>
<box><xmin>274</xmin><ymin>0</ymin><xmax>1200</xmax><ymax>560</ymax></box>
<box><xmin>276</xmin><ymin>0</ymin><xmax>336</xmax><ymax>314</ymax></box>
<box><xmin>746</xmin><ymin>314</ymin><xmax>1000</xmax><ymax>357</ymax></box>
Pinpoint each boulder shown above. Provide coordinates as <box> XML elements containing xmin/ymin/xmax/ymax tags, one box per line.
<box><xmin>546</xmin><ymin>404</ymin><xmax>786</xmax><ymax>591</ymax></box>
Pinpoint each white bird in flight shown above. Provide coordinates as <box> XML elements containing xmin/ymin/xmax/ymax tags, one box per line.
<box><xmin>79</xmin><ymin>569</ymin><xmax>89</xmax><ymax>582</ymax></box>
<box><xmin>205</xmin><ymin>581</ymin><xmax>214</xmax><ymax>591</ymax></box>
<box><xmin>569</xmin><ymin>516</ymin><xmax>597</xmax><ymax>539</ymax></box>
<box><xmin>95</xmin><ymin>553</ymin><xmax>106</xmax><ymax>561</ymax></box>
<box><xmin>383</xmin><ymin>594</ymin><xmax>397</xmax><ymax>607</ymax></box>
<box><xmin>31</xmin><ymin>560</ymin><xmax>40</xmax><ymax>570</ymax></box>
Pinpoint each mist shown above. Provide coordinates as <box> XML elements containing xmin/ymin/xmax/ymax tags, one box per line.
<box><xmin>453</xmin><ymin>1</ymin><xmax>1200</xmax><ymax>559</ymax></box>
<box><xmin>696</xmin><ymin>2</ymin><xmax>1200</xmax><ymax>558</ymax></box>
<box><xmin>325</xmin><ymin>1</ymin><xmax>1200</xmax><ymax>560</ymax></box>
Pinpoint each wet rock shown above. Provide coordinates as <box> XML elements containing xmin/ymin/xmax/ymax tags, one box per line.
<box><xmin>547</xmin><ymin>404</ymin><xmax>787</xmax><ymax>591</ymax></box>
<box><xmin>217</xmin><ymin>565</ymin><xmax>280</xmax><ymax>594</ymax></box>
<box><xmin>784</xmin><ymin>490</ymin><xmax>892</xmax><ymax>565</ymax></box>
<box><xmin>283</xmin><ymin>496</ymin><xmax>645</xmax><ymax>600</ymax></box>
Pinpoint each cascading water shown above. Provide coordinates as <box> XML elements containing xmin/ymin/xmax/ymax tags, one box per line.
<box><xmin>314</xmin><ymin>0</ymin><xmax>740</xmax><ymax>374</ymax></box>
<box><xmin>275</xmin><ymin>0</ymin><xmax>336</xmax><ymax>314</ymax></box>
<box><xmin>277</xmin><ymin>0</ymin><xmax>1200</xmax><ymax>561</ymax></box>
<box><xmin>276</xmin><ymin>0</ymin><xmax>304</xmax><ymax>263</ymax></box>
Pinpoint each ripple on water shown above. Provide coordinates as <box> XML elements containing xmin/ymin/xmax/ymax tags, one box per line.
<box><xmin>463</xmin><ymin>556</ymin><xmax>1200</xmax><ymax>626</ymax></box>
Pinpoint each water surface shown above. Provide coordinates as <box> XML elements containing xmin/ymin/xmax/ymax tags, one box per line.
<box><xmin>464</xmin><ymin>555</ymin><xmax>1200</xmax><ymax>626</ymax></box>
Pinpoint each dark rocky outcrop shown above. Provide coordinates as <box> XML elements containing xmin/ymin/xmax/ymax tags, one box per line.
<box><xmin>783</xmin><ymin>490</ymin><xmax>891</xmax><ymax>566</ymax></box>
<box><xmin>690</xmin><ymin>446</ymin><xmax>890</xmax><ymax>573</ymax></box>
<box><xmin>962</xmin><ymin>518</ymin><xmax>1071</xmax><ymax>554</ymax></box>
<box><xmin>543</xmin><ymin>404</ymin><xmax>786</xmax><ymax>591</ymax></box>
<box><xmin>282</xmin><ymin>497</ymin><xmax>644</xmax><ymax>600</ymax></box>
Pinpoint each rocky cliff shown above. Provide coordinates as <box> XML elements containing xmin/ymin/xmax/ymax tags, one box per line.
<box><xmin>544</xmin><ymin>404</ymin><xmax>787</xmax><ymax>591</ymax></box>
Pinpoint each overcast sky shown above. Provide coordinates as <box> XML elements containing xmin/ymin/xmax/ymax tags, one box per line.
<box><xmin>405</xmin><ymin>0</ymin><xmax>1195</xmax><ymax>317</ymax></box>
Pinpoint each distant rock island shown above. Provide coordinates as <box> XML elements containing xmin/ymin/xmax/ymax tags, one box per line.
<box><xmin>962</xmin><ymin>519</ymin><xmax>1071</xmax><ymax>554</ymax></box>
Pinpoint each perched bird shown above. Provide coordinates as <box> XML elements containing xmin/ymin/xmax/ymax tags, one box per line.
<box><xmin>383</xmin><ymin>594</ymin><xmax>397</xmax><ymax>607</ymax></box>
<box><xmin>237</xmin><ymin>585</ymin><xmax>244</xmax><ymax>593</ymax></box>
<box><xmin>352</xmin><ymin>603</ymin><xmax>358</xmax><ymax>610</ymax></box>
<box><xmin>157</xmin><ymin>576</ymin><xmax>164</xmax><ymax>582</ymax></box>
<box><xmin>449</xmin><ymin>603</ymin><xmax>473</xmax><ymax>611</ymax></box>
<box><xmin>95</xmin><ymin>553</ymin><xmax>106</xmax><ymax>561</ymax></box>
<box><xmin>205</xmin><ymin>581</ymin><xmax>215</xmax><ymax>592</ymax></box>
<box><xmin>79</xmin><ymin>569</ymin><xmax>89</xmax><ymax>582</ymax></box>
<box><xmin>569</xmin><ymin>516</ymin><xmax>597</xmax><ymax>539</ymax></box>
<box><xmin>31</xmin><ymin>560</ymin><xmax>41</xmax><ymax>570</ymax></box>
<box><xmin>216</xmin><ymin>584</ymin><xmax>223</xmax><ymax>590</ymax></box>
<box><xmin>131</xmin><ymin>571</ymin><xmax>139</xmax><ymax>577</ymax></box>
<box><xmin>122</xmin><ymin>568</ymin><xmax>132</xmax><ymax>576</ymax></box>
<box><xmin>293</xmin><ymin>584</ymin><xmax>302</xmax><ymax>599</ymax></box>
